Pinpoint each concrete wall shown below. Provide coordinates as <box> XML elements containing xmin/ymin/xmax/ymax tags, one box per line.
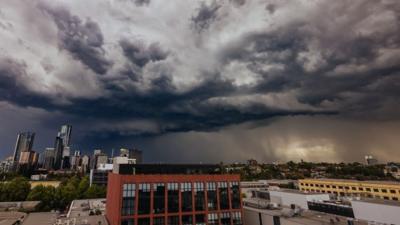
<box><xmin>243</xmin><ymin>208</ymin><xmax>309</xmax><ymax>225</ymax></box>
<box><xmin>269</xmin><ymin>191</ymin><xmax>329</xmax><ymax>210</ymax></box>
<box><xmin>351</xmin><ymin>201</ymin><xmax>400</xmax><ymax>225</ymax></box>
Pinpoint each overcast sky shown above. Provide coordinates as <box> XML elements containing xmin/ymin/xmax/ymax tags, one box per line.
<box><xmin>0</xmin><ymin>0</ymin><xmax>399</xmax><ymax>163</ymax></box>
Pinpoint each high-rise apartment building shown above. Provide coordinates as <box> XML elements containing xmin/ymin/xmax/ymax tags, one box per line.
<box><xmin>43</xmin><ymin>148</ymin><xmax>55</xmax><ymax>170</ymax></box>
<box><xmin>12</xmin><ymin>132</ymin><xmax>35</xmax><ymax>164</ymax></box>
<box><xmin>107</xmin><ymin>164</ymin><xmax>243</xmax><ymax>225</ymax></box>
<box><xmin>58</xmin><ymin>125</ymin><xmax>72</xmax><ymax>147</ymax></box>
<box><xmin>17</xmin><ymin>150</ymin><xmax>38</xmax><ymax>173</ymax></box>
<box><xmin>81</xmin><ymin>155</ymin><xmax>90</xmax><ymax>174</ymax></box>
<box><xmin>120</xmin><ymin>148</ymin><xmax>143</xmax><ymax>163</ymax></box>
<box><xmin>53</xmin><ymin>124</ymin><xmax>73</xmax><ymax>170</ymax></box>
<box><xmin>53</xmin><ymin>137</ymin><xmax>63</xmax><ymax>170</ymax></box>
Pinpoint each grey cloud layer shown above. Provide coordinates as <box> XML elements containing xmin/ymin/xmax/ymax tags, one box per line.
<box><xmin>0</xmin><ymin>0</ymin><xmax>399</xmax><ymax>161</ymax></box>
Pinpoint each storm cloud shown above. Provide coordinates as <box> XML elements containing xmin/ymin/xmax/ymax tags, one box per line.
<box><xmin>0</xmin><ymin>0</ymin><xmax>399</xmax><ymax>162</ymax></box>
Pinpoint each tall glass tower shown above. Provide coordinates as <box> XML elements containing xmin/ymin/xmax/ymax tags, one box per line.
<box><xmin>12</xmin><ymin>132</ymin><xmax>35</xmax><ymax>163</ymax></box>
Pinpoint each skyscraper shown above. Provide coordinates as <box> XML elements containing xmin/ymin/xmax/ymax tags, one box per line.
<box><xmin>53</xmin><ymin>136</ymin><xmax>63</xmax><ymax>170</ymax></box>
<box><xmin>53</xmin><ymin>124</ymin><xmax>73</xmax><ymax>170</ymax></box>
<box><xmin>12</xmin><ymin>132</ymin><xmax>35</xmax><ymax>164</ymax></box>
<box><xmin>58</xmin><ymin>125</ymin><xmax>72</xmax><ymax>147</ymax></box>
<box><xmin>43</xmin><ymin>148</ymin><xmax>55</xmax><ymax>170</ymax></box>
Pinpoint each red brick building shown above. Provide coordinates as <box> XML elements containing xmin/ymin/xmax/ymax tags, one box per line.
<box><xmin>106</xmin><ymin>164</ymin><xmax>243</xmax><ymax>225</ymax></box>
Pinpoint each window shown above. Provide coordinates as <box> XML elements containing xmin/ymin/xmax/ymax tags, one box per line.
<box><xmin>384</xmin><ymin>196</ymin><xmax>389</xmax><ymax>200</ymax></box>
<box><xmin>195</xmin><ymin>214</ymin><xmax>206</xmax><ymax>225</ymax></box>
<box><xmin>153</xmin><ymin>217</ymin><xmax>165</xmax><ymax>225</ymax></box>
<box><xmin>218</xmin><ymin>182</ymin><xmax>229</xmax><ymax>210</ymax></box>
<box><xmin>373</xmin><ymin>189</ymin><xmax>379</xmax><ymax>192</ymax></box>
<box><xmin>273</xmin><ymin>216</ymin><xmax>281</xmax><ymax>225</ymax></box>
<box><xmin>182</xmin><ymin>215</ymin><xmax>193</xmax><ymax>225</ymax></box>
<box><xmin>345</xmin><ymin>186</ymin><xmax>350</xmax><ymax>190</ymax></box>
<box><xmin>310</xmin><ymin>184</ymin><xmax>314</xmax><ymax>187</ymax></box>
<box><xmin>232</xmin><ymin>212</ymin><xmax>242</xmax><ymax>225</ymax></box>
<box><xmin>138</xmin><ymin>218</ymin><xmax>150</xmax><ymax>225</ymax></box>
<box><xmin>332</xmin><ymin>185</ymin><xmax>336</xmax><ymax>188</ymax></box>
<box><xmin>168</xmin><ymin>183</ymin><xmax>179</xmax><ymax>213</ymax></box>
<box><xmin>121</xmin><ymin>219</ymin><xmax>135</xmax><ymax>225</ymax></box>
<box><xmin>208</xmin><ymin>213</ymin><xmax>218</xmax><ymax>225</ymax></box>
<box><xmin>207</xmin><ymin>182</ymin><xmax>218</xmax><ymax>210</ymax></box>
<box><xmin>351</xmin><ymin>187</ymin><xmax>356</xmax><ymax>190</ymax></box>
<box><xmin>366</xmin><ymin>188</ymin><xmax>371</xmax><ymax>192</ymax></box>
<box><xmin>153</xmin><ymin>183</ymin><xmax>165</xmax><ymax>214</ymax></box>
<box><xmin>338</xmin><ymin>186</ymin><xmax>343</xmax><ymax>189</ymax></box>
<box><xmin>138</xmin><ymin>183</ymin><xmax>151</xmax><ymax>215</ymax></box>
<box><xmin>181</xmin><ymin>182</ymin><xmax>193</xmax><ymax>212</ymax></box>
<box><xmin>390</xmin><ymin>190</ymin><xmax>396</xmax><ymax>194</ymax></box>
<box><xmin>382</xmin><ymin>189</ymin><xmax>388</xmax><ymax>193</ymax></box>
<box><xmin>392</xmin><ymin>197</ymin><xmax>399</xmax><ymax>201</ymax></box>
<box><xmin>230</xmin><ymin>182</ymin><xmax>241</xmax><ymax>209</ymax></box>
<box><xmin>326</xmin><ymin>185</ymin><xmax>331</xmax><ymax>188</ymax></box>
<box><xmin>194</xmin><ymin>182</ymin><xmax>206</xmax><ymax>211</ymax></box>
<box><xmin>168</xmin><ymin>216</ymin><xmax>179</xmax><ymax>225</ymax></box>
<box><xmin>220</xmin><ymin>212</ymin><xmax>230</xmax><ymax>225</ymax></box>
<box><xmin>359</xmin><ymin>187</ymin><xmax>364</xmax><ymax>191</ymax></box>
<box><xmin>122</xmin><ymin>183</ymin><xmax>135</xmax><ymax>216</ymax></box>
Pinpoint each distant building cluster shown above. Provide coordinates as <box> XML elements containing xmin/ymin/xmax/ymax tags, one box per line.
<box><xmin>0</xmin><ymin>125</ymin><xmax>143</xmax><ymax>180</ymax></box>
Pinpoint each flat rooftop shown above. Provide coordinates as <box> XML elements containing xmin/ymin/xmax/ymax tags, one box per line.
<box><xmin>0</xmin><ymin>212</ymin><xmax>26</xmax><ymax>225</ymax></box>
<box><xmin>22</xmin><ymin>212</ymin><xmax>57</xmax><ymax>225</ymax></box>
<box><xmin>68</xmin><ymin>199</ymin><xmax>106</xmax><ymax>218</ymax></box>
<box><xmin>300</xmin><ymin>178</ymin><xmax>400</xmax><ymax>186</ymax></box>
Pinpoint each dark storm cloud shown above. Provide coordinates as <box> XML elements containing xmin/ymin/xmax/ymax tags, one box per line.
<box><xmin>265</xmin><ymin>3</ymin><xmax>276</xmax><ymax>14</ymax></box>
<box><xmin>0</xmin><ymin>57</ymin><xmax>54</xmax><ymax>109</ymax></box>
<box><xmin>219</xmin><ymin>16</ymin><xmax>400</xmax><ymax>114</ymax></box>
<box><xmin>119</xmin><ymin>39</ymin><xmax>169</xmax><ymax>68</ymax></box>
<box><xmin>1</xmin><ymin>0</ymin><xmax>400</xmax><ymax>162</ymax></box>
<box><xmin>229</xmin><ymin>0</ymin><xmax>246</xmax><ymax>7</ymax></box>
<box><xmin>133</xmin><ymin>0</ymin><xmax>150</xmax><ymax>6</ymax></box>
<box><xmin>191</xmin><ymin>1</ymin><xmax>221</xmax><ymax>32</ymax></box>
<box><xmin>39</xmin><ymin>4</ymin><xmax>112</xmax><ymax>74</ymax></box>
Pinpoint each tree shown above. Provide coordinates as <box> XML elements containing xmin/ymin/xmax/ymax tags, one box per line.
<box><xmin>78</xmin><ymin>176</ymin><xmax>90</xmax><ymax>198</ymax></box>
<box><xmin>27</xmin><ymin>185</ymin><xmax>56</xmax><ymax>211</ymax></box>
<box><xmin>4</xmin><ymin>177</ymin><xmax>31</xmax><ymax>201</ymax></box>
<box><xmin>84</xmin><ymin>185</ymin><xmax>106</xmax><ymax>199</ymax></box>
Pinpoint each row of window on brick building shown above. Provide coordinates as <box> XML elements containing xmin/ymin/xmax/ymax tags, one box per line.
<box><xmin>122</xmin><ymin>182</ymin><xmax>241</xmax><ymax>215</ymax></box>
<box><xmin>121</xmin><ymin>212</ymin><xmax>242</xmax><ymax>225</ymax></box>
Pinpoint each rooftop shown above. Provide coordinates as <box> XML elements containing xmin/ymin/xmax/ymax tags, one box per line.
<box><xmin>67</xmin><ymin>199</ymin><xmax>106</xmax><ymax>218</ymax></box>
<box><xmin>0</xmin><ymin>212</ymin><xmax>26</xmax><ymax>225</ymax></box>
<box><xmin>22</xmin><ymin>212</ymin><xmax>57</xmax><ymax>225</ymax></box>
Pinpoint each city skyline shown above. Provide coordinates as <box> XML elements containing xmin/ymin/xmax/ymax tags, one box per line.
<box><xmin>1</xmin><ymin>0</ymin><xmax>400</xmax><ymax>163</ymax></box>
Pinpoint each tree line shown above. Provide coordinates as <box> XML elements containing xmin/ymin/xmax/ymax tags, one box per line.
<box><xmin>0</xmin><ymin>176</ymin><xmax>106</xmax><ymax>211</ymax></box>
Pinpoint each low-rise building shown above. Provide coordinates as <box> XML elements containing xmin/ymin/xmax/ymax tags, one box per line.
<box><xmin>299</xmin><ymin>179</ymin><xmax>400</xmax><ymax>201</ymax></box>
